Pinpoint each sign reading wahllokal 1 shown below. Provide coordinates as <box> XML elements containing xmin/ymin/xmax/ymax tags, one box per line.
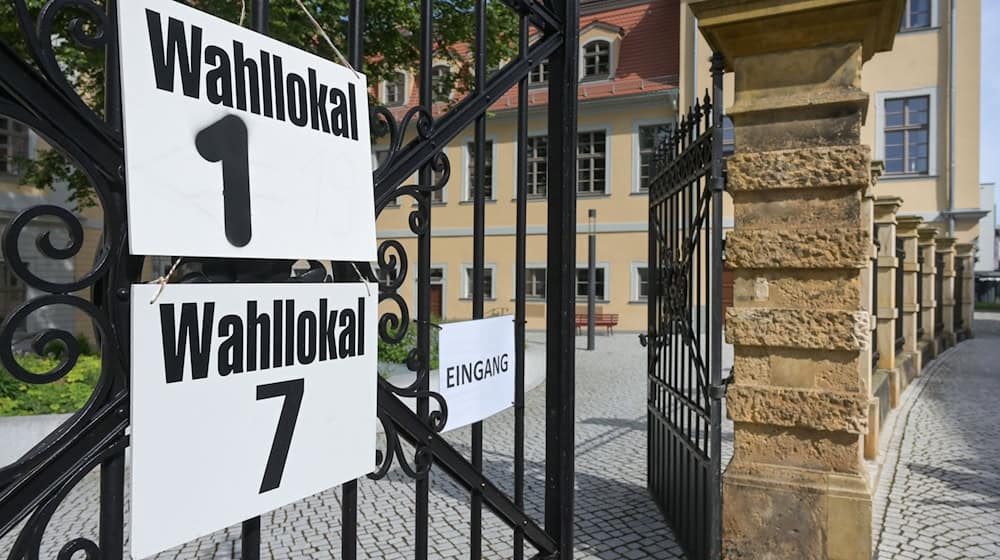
<box><xmin>438</xmin><ymin>316</ymin><xmax>516</xmax><ymax>432</ymax></box>
<box><xmin>117</xmin><ymin>0</ymin><xmax>375</xmax><ymax>261</ymax></box>
<box><xmin>130</xmin><ymin>283</ymin><xmax>378</xmax><ymax>559</ymax></box>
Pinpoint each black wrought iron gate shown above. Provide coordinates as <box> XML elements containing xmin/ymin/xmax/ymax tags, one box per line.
<box><xmin>0</xmin><ymin>0</ymin><xmax>579</xmax><ymax>559</ymax></box>
<box><xmin>644</xmin><ymin>54</ymin><xmax>725</xmax><ymax>560</ymax></box>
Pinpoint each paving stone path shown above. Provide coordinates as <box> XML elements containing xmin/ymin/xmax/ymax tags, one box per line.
<box><xmin>873</xmin><ymin>313</ymin><xmax>1000</xmax><ymax>559</ymax></box>
<box><xmin>3</xmin><ymin>333</ymin><xmax>727</xmax><ymax>559</ymax></box>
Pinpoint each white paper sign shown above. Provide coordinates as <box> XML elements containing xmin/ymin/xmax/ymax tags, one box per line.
<box><xmin>438</xmin><ymin>316</ymin><xmax>516</xmax><ymax>432</ymax></box>
<box><xmin>130</xmin><ymin>283</ymin><xmax>377</xmax><ymax>559</ymax></box>
<box><xmin>117</xmin><ymin>0</ymin><xmax>375</xmax><ymax>261</ymax></box>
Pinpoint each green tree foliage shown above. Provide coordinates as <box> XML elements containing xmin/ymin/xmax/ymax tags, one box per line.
<box><xmin>0</xmin><ymin>0</ymin><xmax>518</xmax><ymax>210</ymax></box>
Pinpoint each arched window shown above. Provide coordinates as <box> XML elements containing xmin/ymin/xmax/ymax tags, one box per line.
<box><xmin>431</xmin><ymin>65</ymin><xmax>452</xmax><ymax>103</ymax></box>
<box><xmin>582</xmin><ymin>40</ymin><xmax>610</xmax><ymax>79</ymax></box>
<box><xmin>382</xmin><ymin>73</ymin><xmax>406</xmax><ymax>106</ymax></box>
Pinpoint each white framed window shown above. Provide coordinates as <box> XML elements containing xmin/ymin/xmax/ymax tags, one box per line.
<box><xmin>631</xmin><ymin>263</ymin><xmax>650</xmax><ymax>302</ymax></box>
<box><xmin>575</xmin><ymin>264</ymin><xmax>609</xmax><ymax>301</ymax></box>
<box><xmin>526</xmin><ymin>136</ymin><xmax>547</xmax><ymax>198</ymax></box>
<box><xmin>722</xmin><ymin>115</ymin><xmax>735</xmax><ymax>156</ymax></box>
<box><xmin>430</xmin><ymin>164</ymin><xmax>446</xmax><ymax>203</ymax></box>
<box><xmin>528</xmin><ymin>59</ymin><xmax>548</xmax><ymax>85</ymax></box>
<box><xmin>636</xmin><ymin>124</ymin><xmax>670</xmax><ymax>192</ymax></box>
<box><xmin>462</xmin><ymin>264</ymin><xmax>496</xmax><ymax>300</ymax></box>
<box><xmin>0</xmin><ymin>117</ymin><xmax>29</xmax><ymax>176</ymax></box>
<box><xmin>901</xmin><ymin>0</ymin><xmax>935</xmax><ymax>31</ymax></box>
<box><xmin>431</xmin><ymin>65</ymin><xmax>452</xmax><ymax>103</ymax></box>
<box><xmin>582</xmin><ymin>40</ymin><xmax>611</xmax><ymax>79</ymax></box>
<box><xmin>577</xmin><ymin>131</ymin><xmax>607</xmax><ymax>195</ymax></box>
<box><xmin>875</xmin><ymin>88</ymin><xmax>937</xmax><ymax>177</ymax></box>
<box><xmin>464</xmin><ymin>141</ymin><xmax>494</xmax><ymax>201</ymax></box>
<box><xmin>524</xmin><ymin>266</ymin><xmax>546</xmax><ymax>299</ymax></box>
<box><xmin>382</xmin><ymin>72</ymin><xmax>406</xmax><ymax>106</ymax></box>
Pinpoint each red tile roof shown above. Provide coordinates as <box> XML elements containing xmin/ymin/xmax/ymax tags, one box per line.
<box><xmin>383</xmin><ymin>0</ymin><xmax>678</xmax><ymax>118</ymax></box>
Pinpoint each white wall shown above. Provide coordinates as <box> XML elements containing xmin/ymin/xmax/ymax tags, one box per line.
<box><xmin>978</xmin><ymin>183</ymin><xmax>997</xmax><ymax>271</ymax></box>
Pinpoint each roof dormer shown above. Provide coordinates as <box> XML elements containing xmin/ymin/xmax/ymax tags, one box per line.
<box><xmin>579</xmin><ymin>21</ymin><xmax>624</xmax><ymax>81</ymax></box>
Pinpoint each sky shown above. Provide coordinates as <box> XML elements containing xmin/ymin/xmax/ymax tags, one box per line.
<box><xmin>982</xmin><ymin>1</ymin><xmax>999</xmax><ymax>189</ymax></box>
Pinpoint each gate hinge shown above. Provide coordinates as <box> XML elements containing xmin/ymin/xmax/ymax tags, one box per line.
<box><xmin>709</xmin><ymin>376</ymin><xmax>733</xmax><ymax>400</ymax></box>
<box><xmin>638</xmin><ymin>333</ymin><xmax>648</xmax><ymax>347</ymax></box>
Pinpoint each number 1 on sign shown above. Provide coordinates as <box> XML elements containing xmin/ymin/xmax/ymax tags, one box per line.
<box><xmin>196</xmin><ymin>115</ymin><xmax>252</xmax><ymax>247</ymax></box>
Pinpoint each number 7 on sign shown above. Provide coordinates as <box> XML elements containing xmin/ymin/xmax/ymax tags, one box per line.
<box><xmin>196</xmin><ymin>115</ymin><xmax>252</xmax><ymax>247</ymax></box>
<box><xmin>256</xmin><ymin>379</ymin><xmax>304</xmax><ymax>493</ymax></box>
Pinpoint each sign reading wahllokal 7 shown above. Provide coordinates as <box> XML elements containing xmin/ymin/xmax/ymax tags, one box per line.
<box><xmin>130</xmin><ymin>283</ymin><xmax>377</xmax><ymax>559</ymax></box>
<box><xmin>117</xmin><ymin>0</ymin><xmax>375</xmax><ymax>261</ymax></box>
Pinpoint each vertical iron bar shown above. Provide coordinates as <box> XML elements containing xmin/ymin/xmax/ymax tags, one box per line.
<box><xmin>587</xmin><ymin>209</ymin><xmax>596</xmax><ymax>350</ymax></box>
<box><xmin>240</xmin><ymin>4</ymin><xmax>269</xmax><ymax>559</ymax></box>
<box><xmin>545</xmin><ymin>1</ymin><xmax>579</xmax><ymax>556</ymax></box>
<box><xmin>470</xmin><ymin>0</ymin><xmax>487</xmax><ymax>557</ymax></box>
<box><xmin>342</xmin><ymin>2</ymin><xmax>364</xmax><ymax>558</ymax></box>
<box><xmin>241</xmin><ymin>518</ymin><xmax>260</xmax><ymax>560</ymax></box>
<box><xmin>100</xmin><ymin>1</ymin><xmax>124</xmax><ymax>558</ymax></box>
<box><xmin>416</xmin><ymin>0</ymin><xmax>433</xmax><ymax>557</ymax></box>
<box><xmin>513</xmin><ymin>11</ymin><xmax>529</xmax><ymax>560</ymax></box>
<box><xmin>707</xmin><ymin>52</ymin><xmax>725</xmax><ymax>560</ymax></box>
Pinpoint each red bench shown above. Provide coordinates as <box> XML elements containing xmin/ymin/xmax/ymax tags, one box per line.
<box><xmin>575</xmin><ymin>313</ymin><xmax>619</xmax><ymax>335</ymax></box>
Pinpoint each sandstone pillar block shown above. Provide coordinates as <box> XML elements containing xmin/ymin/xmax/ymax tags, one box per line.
<box><xmin>955</xmin><ymin>243</ymin><xmax>975</xmax><ymax>339</ymax></box>
<box><xmin>896</xmin><ymin>215</ymin><xmax>922</xmax><ymax>382</ymax></box>
<box><xmin>691</xmin><ymin>2</ymin><xmax>905</xmax><ymax>558</ymax></box>
<box><xmin>936</xmin><ymin>237</ymin><xmax>957</xmax><ymax>348</ymax></box>
<box><xmin>873</xmin><ymin>197</ymin><xmax>901</xmax><ymax>375</ymax></box>
<box><xmin>917</xmin><ymin>226</ymin><xmax>938</xmax><ymax>358</ymax></box>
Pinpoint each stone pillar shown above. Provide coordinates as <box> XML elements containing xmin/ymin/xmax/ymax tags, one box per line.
<box><xmin>954</xmin><ymin>243</ymin><xmax>975</xmax><ymax>339</ymax></box>
<box><xmin>873</xmin><ymin>197</ymin><xmax>901</xmax><ymax>374</ymax></box>
<box><xmin>862</xmin><ymin>164</ymin><xmax>880</xmax><ymax>461</ymax></box>
<box><xmin>918</xmin><ymin>226</ymin><xmax>938</xmax><ymax>359</ymax></box>
<box><xmin>896</xmin><ymin>216</ymin><xmax>922</xmax><ymax>383</ymax></box>
<box><xmin>691</xmin><ymin>2</ymin><xmax>904</xmax><ymax>558</ymax></box>
<box><xmin>936</xmin><ymin>237</ymin><xmax>957</xmax><ymax>349</ymax></box>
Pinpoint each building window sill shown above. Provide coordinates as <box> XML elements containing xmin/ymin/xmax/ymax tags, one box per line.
<box><xmin>880</xmin><ymin>173</ymin><xmax>937</xmax><ymax>181</ymax></box>
<box><xmin>459</xmin><ymin>199</ymin><xmax>498</xmax><ymax>205</ymax></box>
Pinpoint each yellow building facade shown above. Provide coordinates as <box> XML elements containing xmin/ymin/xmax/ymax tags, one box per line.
<box><xmin>375</xmin><ymin>0</ymin><xmax>682</xmax><ymax>331</ymax></box>
<box><xmin>681</xmin><ymin>0</ymin><xmax>984</xmax><ymax>241</ymax></box>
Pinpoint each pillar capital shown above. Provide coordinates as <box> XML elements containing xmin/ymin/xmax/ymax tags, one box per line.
<box><xmin>873</xmin><ymin>196</ymin><xmax>903</xmax><ymax>223</ymax></box>
<box><xmin>896</xmin><ymin>216</ymin><xmax>923</xmax><ymax>238</ymax></box>
<box><xmin>954</xmin><ymin>243</ymin><xmax>975</xmax><ymax>258</ymax></box>
<box><xmin>917</xmin><ymin>226</ymin><xmax>939</xmax><ymax>245</ymax></box>
<box><xmin>689</xmin><ymin>0</ymin><xmax>903</xmax><ymax>70</ymax></box>
<box><xmin>936</xmin><ymin>236</ymin><xmax>957</xmax><ymax>253</ymax></box>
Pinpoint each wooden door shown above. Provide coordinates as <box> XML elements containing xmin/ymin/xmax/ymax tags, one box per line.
<box><xmin>430</xmin><ymin>284</ymin><xmax>443</xmax><ymax>319</ymax></box>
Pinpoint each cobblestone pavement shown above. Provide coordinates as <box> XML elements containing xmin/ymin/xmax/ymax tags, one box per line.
<box><xmin>2</xmin><ymin>333</ymin><xmax>735</xmax><ymax>559</ymax></box>
<box><xmin>873</xmin><ymin>313</ymin><xmax>1000</xmax><ymax>559</ymax></box>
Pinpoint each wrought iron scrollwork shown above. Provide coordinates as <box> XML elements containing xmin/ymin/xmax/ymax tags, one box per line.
<box><xmin>367</xmin><ymin>103</ymin><xmax>450</xmax><ymax>482</ymax></box>
<box><xmin>0</xmin><ymin>1</ymin><xmax>129</xmax><ymax>557</ymax></box>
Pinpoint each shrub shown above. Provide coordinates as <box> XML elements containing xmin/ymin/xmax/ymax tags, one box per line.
<box><xmin>378</xmin><ymin>320</ymin><xmax>440</xmax><ymax>370</ymax></box>
<box><xmin>0</xmin><ymin>355</ymin><xmax>102</xmax><ymax>417</ymax></box>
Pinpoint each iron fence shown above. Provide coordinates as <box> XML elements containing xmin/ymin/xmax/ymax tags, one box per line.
<box><xmin>0</xmin><ymin>1</ymin><xmax>581</xmax><ymax>559</ymax></box>
<box><xmin>916</xmin><ymin>250</ymin><xmax>924</xmax><ymax>340</ymax></box>
<box><xmin>894</xmin><ymin>237</ymin><xmax>905</xmax><ymax>354</ymax></box>
<box><xmin>935</xmin><ymin>252</ymin><xmax>945</xmax><ymax>336</ymax></box>
<box><xmin>954</xmin><ymin>257</ymin><xmax>964</xmax><ymax>333</ymax></box>
<box><xmin>872</xmin><ymin>234</ymin><xmax>880</xmax><ymax>369</ymax></box>
<box><xmin>645</xmin><ymin>53</ymin><xmax>725</xmax><ymax>560</ymax></box>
